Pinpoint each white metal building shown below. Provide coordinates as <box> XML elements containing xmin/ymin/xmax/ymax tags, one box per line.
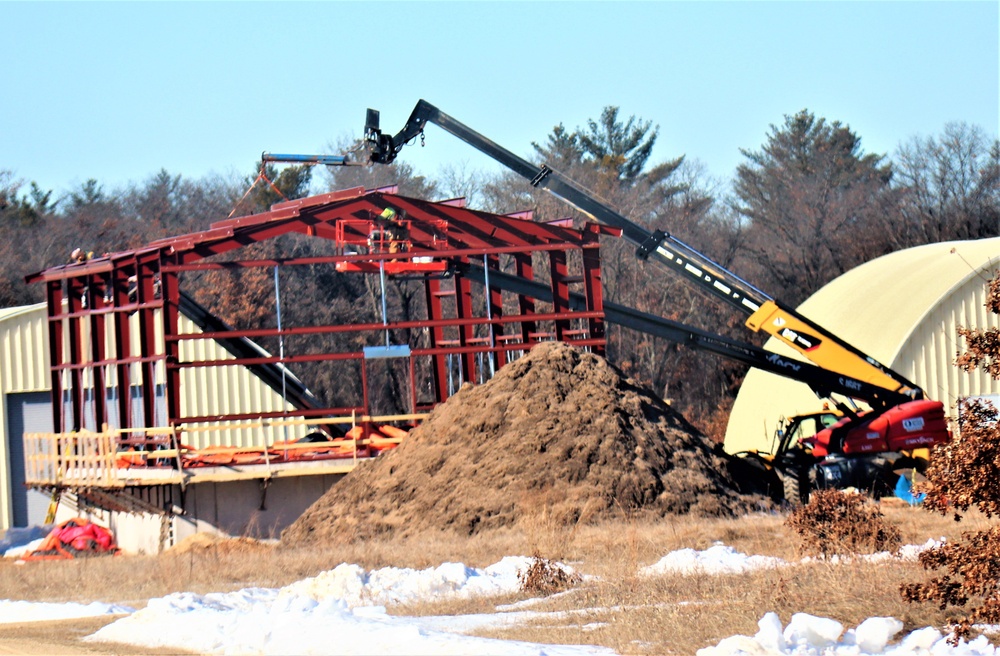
<box><xmin>0</xmin><ymin>302</ymin><xmax>334</xmax><ymax>549</ymax></box>
<box><xmin>725</xmin><ymin>237</ymin><xmax>1000</xmax><ymax>454</ymax></box>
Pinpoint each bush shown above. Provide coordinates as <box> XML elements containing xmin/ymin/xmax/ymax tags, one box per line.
<box><xmin>901</xmin><ymin>526</ymin><xmax>1000</xmax><ymax>643</ymax></box>
<box><xmin>901</xmin><ymin>273</ymin><xmax>1000</xmax><ymax>644</ymax></box>
<box><xmin>518</xmin><ymin>554</ymin><xmax>582</xmax><ymax>594</ymax></box>
<box><xmin>785</xmin><ymin>489</ymin><xmax>901</xmax><ymax>556</ymax></box>
<box><xmin>919</xmin><ymin>399</ymin><xmax>1000</xmax><ymax>520</ymax></box>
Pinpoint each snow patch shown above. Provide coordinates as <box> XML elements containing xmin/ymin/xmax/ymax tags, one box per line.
<box><xmin>0</xmin><ymin>599</ymin><xmax>133</xmax><ymax>624</ymax></box>
<box><xmin>699</xmin><ymin>612</ymin><xmax>998</xmax><ymax>655</ymax></box>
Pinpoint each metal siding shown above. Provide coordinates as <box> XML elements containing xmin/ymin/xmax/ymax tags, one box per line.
<box><xmin>0</xmin><ymin>305</ymin><xmax>48</xmax><ymax>394</ymax></box>
<box><xmin>0</xmin><ymin>303</ymin><xmax>305</xmax><ymax>462</ymax></box>
<box><xmin>175</xmin><ymin>315</ymin><xmax>304</xmax><ymax>450</ymax></box>
<box><xmin>0</xmin><ymin>305</ymin><xmax>48</xmax><ymax>530</ymax></box>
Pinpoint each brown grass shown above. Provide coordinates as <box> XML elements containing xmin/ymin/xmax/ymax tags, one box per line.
<box><xmin>0</xmin><ymin>507</ymin><xmax>989</xmax><ymax>654</ymax></box>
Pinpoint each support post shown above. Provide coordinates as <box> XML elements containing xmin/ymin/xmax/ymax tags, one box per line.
<box><xmin>46</xmin><ymin>281</ymin><xmax>65</xmax><ymax>433</ymax></box>
<box><xmin>514</xmin><ymin>254</ymin><xmax>535</xmax><ymax>348</ymax></box>
<box><xmin>549</xmin><ymin>251</ymin><xmax>570</xmax><ymax>342</ymax></box>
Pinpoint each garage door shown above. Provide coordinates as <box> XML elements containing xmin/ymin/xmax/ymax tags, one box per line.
<box><xmin>7</xmin><ymin>392</ymin><xmax>53</xmax><ymax>527</ymax></box>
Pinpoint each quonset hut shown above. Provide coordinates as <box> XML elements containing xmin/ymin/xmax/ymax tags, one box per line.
<box><xmin>725</xmin><ymin>237</ymin><xmax>1000</xmax><ymax>454</ymax></box>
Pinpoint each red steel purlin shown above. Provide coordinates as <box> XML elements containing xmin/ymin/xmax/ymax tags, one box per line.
<box><xmin>27</xmin><ymin>188</ymin><xmax>619</xmax><ymax>435</ymax></box>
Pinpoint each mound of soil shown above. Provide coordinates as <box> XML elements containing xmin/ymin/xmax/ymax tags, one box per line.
<box><xmin>282</xmin><ymin>342</ymin><xmax>751</xmax><ymax>544</ymax></box>
<box><xmin>166</xmin><ymin>533</ymin><xmax>273</xmax><ymax>555</ymax></box>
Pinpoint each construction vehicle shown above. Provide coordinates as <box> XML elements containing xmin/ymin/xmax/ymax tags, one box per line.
<box><xmin>360</xmin><ymin>100</ymin><xmax>950</xmax><ymax>504</ymax></box>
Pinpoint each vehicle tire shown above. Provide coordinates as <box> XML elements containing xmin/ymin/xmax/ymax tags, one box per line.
<box><xmin>729</xmin><ymin>453</ymin><xmax>783</xmax><ymax>503</ymax></box>
<box><xmin>777</xmin><ymin>464</ymin><xmax>810</xmax><ymax>506</ymax></box>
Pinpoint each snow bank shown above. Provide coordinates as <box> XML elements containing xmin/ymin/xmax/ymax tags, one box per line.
<box><xmin>0</xmin><ymin>599</ymin><xmax>133</xmax><ymax>624</ymax></box>
<box><xmin>87</xmin><ymin>590</ymin><xmax>611</xmax><ymax>655</ymax></box>
<box><xmin>87</xmin><ymin>557</ymin><xmax>609</xmax><ymax>656</ymax></box>
<box><xmin>641</xmin><ymin>539</ymin><xmax>944</xmax><ymax>576</ymax></box>
<box><xmin>279</xmin><ymin>556</ymin><xmax>550</xmax><ymax>607</ymax></box>
<box><xmin>640</xmin><ymin>543</ymin><xmax>785</xmax><ymax>576</ymax></box>
<box><xmin>699</xmin><ymin>612</ymin><xmax>998</xmax><ymax>655</ymax></box>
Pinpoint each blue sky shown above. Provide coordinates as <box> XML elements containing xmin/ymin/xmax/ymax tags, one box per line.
<box><xmin>1</xmin><ymin>2</ymin><xmax>997</xmax><ymax>198</ymax></box>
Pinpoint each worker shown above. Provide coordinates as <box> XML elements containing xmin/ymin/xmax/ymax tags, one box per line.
<box><xmin>70</xmin><ymin>248</ymin><xmax>92</xmax><ymax>264</ymax></box>
<box><xmin>379</xmin><ymin>206</ymin><xmax>409</xmax><ymax>254</ymax></box>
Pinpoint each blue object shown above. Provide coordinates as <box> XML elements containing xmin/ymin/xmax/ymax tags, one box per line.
<box><xmin>261</xmin><ymin>152</ymin><xmax>349</xmax><ymax>166</ymax></box>
<box><xmin>364</xmin><ymin>345</ymin><xmax>412</xmax><ymax>359</ymax></box>
<box><xmin>895</xmin><ymin>474</ymin><xmax>926</xmax><ymax>506</ymax></box>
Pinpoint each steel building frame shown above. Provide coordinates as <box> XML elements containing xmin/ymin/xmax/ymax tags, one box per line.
<box><xmin>27</xmin><ymin>186</ymin><xmax>616</xmax><ymax>436</ymax></box>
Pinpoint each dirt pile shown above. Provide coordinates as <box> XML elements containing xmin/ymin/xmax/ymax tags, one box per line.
<box><xmin>282</xmin><ymin>342</ymin><xmax>752</xmax><ymax>544</ymax></box>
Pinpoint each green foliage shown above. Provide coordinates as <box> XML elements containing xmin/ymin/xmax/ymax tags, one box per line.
<box><xmin>241</xmin><ymin>163</ymin><xmax>312</xmax><ymax>214</ymax></box>
<box><xmin>577</xmin><ymin>106</ymin><xmax>660</xmax><ymax>183</ymax></box>
<box><xmin>531</xmin><ymin>123</ymin><xmax>583</xmax><ymax>170</ymax></box>
<box><xmin>733</xmin><ymin>109</ymin><xmax>895</xmax><ymax>305</ymax></box>
<box><xmin>68</xmin><ymin>178</ymin><xmax>106</xmax><ymax>210</ymax></box>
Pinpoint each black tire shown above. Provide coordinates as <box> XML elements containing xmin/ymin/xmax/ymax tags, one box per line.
<box><xmin>777</xmin><ymin>464</ymin><xmax>810</xmax><ymax>506</ymax></box>
<box><xmin>727</xmin><ymin>453</ymin><xmax>783</xmax><ymax>503</ymax></box>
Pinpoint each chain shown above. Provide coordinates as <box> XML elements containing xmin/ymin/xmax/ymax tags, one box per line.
<box><xmin>420</xmin><ymin>129</ymin><xmax>425</xmax><ymax>147</ymax></box>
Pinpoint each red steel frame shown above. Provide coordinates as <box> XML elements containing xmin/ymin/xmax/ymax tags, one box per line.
<box><xmin>27</xmin><ymin>187</ymin><xmax>618</xmax><ymax>435</ymax></box>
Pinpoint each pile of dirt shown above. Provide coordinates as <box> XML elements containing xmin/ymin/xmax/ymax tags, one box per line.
<box><xmin>166</xmin><ymin>532</ymin><xmax>274</xmax><ymax>555</ymax></box>
<box><xmin>282</xmin><ymin>342</ymin><xmax>753</xmax><ymax>545</ymax></box>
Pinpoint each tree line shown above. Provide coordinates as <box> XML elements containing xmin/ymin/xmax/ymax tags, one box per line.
<box><xmin>1</xmin><ymin>109</ymin><xmax>998</xmax><ymax>440</ymax></box>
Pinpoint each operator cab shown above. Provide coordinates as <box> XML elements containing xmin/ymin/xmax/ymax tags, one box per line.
<box><xmin>773</xmin><ymin>410</ymin><xmax>840</xmax><ymax>455</ymax></box>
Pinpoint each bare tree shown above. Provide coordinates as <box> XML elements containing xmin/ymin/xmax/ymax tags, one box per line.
<box><xmin>892</xmin><ymin>122</ymin><xmax>1000</xmax><ymax>247</ymax></box>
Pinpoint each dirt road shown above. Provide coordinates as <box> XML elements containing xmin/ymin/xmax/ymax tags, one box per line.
<box><xmin>0</xmin><ymin>616</ymin><xmax>190</xmax><ymax>655</ymax></box>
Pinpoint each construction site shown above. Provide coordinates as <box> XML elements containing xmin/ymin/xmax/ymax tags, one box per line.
<box><xmin>3</xmin><ymin>101</ymin><xmax>992</xmax><ymax>554</ymax></box>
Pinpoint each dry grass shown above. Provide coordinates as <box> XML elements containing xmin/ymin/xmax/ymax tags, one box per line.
<box><xmin>0</xmin><ymin>506</ymin><xmax>990</xmax><ymax>654</ymax></box>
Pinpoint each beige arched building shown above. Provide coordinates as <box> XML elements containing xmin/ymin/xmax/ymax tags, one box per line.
<box><xmin>725</xmin><ymin>237</ymin><xmax>1000</xmax><ymax>455</ymax></box>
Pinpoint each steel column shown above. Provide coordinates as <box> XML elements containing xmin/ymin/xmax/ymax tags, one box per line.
<box><xmin>549</xmin><ymin>251</ymin><xmax>570</xmax><ymax>342</ymax></box>
<box><xmin>454</xmin><ymin>263</ymin><xmax>476</xmax><ymax>385</ymax></box>
<box><xmin>582</xmin><ymin>236</ymin><xmax>605</xmax><ymax>355</ymax></box>
<box><xmin>88</xmin><ymin>274</ymin><xmax>109</xmax><ymax>428</ymax></box>
<box><xmin>66</xmin><ymin>276</ymin><xmax>85</xmax><ymax>431</ymax></box>
<box><xmin>425</xmin><ymin>277</ymin><xmax>449</xmax><ymax>402</ymax></box>
<box><xmin>161</xmin><ymin>260</ymin><xmax>182</xmax><ymax>427</ymax></box>
<box><xmin>486</xmin><ymin>254</ymin><xmax>504</xmax><ymax>369</ymax></box>
<box><xmin>514</xmin><ymin>254</ymin><xmax>535</xmax><ymax>347</ymax></box>
<box><xmin>46</xmin><ymin>281</ymin><xmax>64</xmax><ymax>433</ymax></box>
<box><xmin>113</xmin><ymin>263</ymin><xmax>134</xmax><ymax>430</ymax></box>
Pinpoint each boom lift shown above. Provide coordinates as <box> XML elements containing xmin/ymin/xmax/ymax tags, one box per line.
<box><xmin>361</xmin><ymin>100</ymin><xmax>949</xmax><ymax>503</ymax></box>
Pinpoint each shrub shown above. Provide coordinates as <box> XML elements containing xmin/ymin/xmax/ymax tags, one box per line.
<box><xmin>518</xmin><ymin>554</ymin><xmax>582</xmax><ymax>594</ymax></box>
<box><xmin>785</xmin><ymin>489</ymin><xmax>901</xmax><ymax>556</ymax></box>
<box><xmin>901</xmin><ymin>273</ymin><xmax>1000</xmax><ymax>644</ymax></box>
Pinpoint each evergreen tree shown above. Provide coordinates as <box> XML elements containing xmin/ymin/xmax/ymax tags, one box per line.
<box><xmin>733</xmin><ymin>110</ymin><xmax>894</xmax><ymax>305</ymax></box>
<box><xmin>577</xmin><ymin>106</ymin><xmax>663</xmax><ymax>183</ymax></box>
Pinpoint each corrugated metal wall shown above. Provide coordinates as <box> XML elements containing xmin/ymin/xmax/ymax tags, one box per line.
<box><xmin>1</xmin><ymin>303</ymin><xmax>311</xmax><ymax>529</ymax></box>
<box><xmin>898</xmin><ymin>272</ymin><xmax>1000</xmax><ymax>405</ymax></box>
<box><xmin>0</xmin><ymin>304</ymin><xmax>49</xmax><ymax>393</ymax></box>
<box><xmin>0</xmin><ymin>304</ymin><xmax>49</xmax><ymax>530</ymax></box>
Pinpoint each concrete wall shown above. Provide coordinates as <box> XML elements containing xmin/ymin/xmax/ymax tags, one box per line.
<box><xmin>59</xmin><ymin>474</ymin><xmax>344</xmax><ymax>554</ymax></box>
